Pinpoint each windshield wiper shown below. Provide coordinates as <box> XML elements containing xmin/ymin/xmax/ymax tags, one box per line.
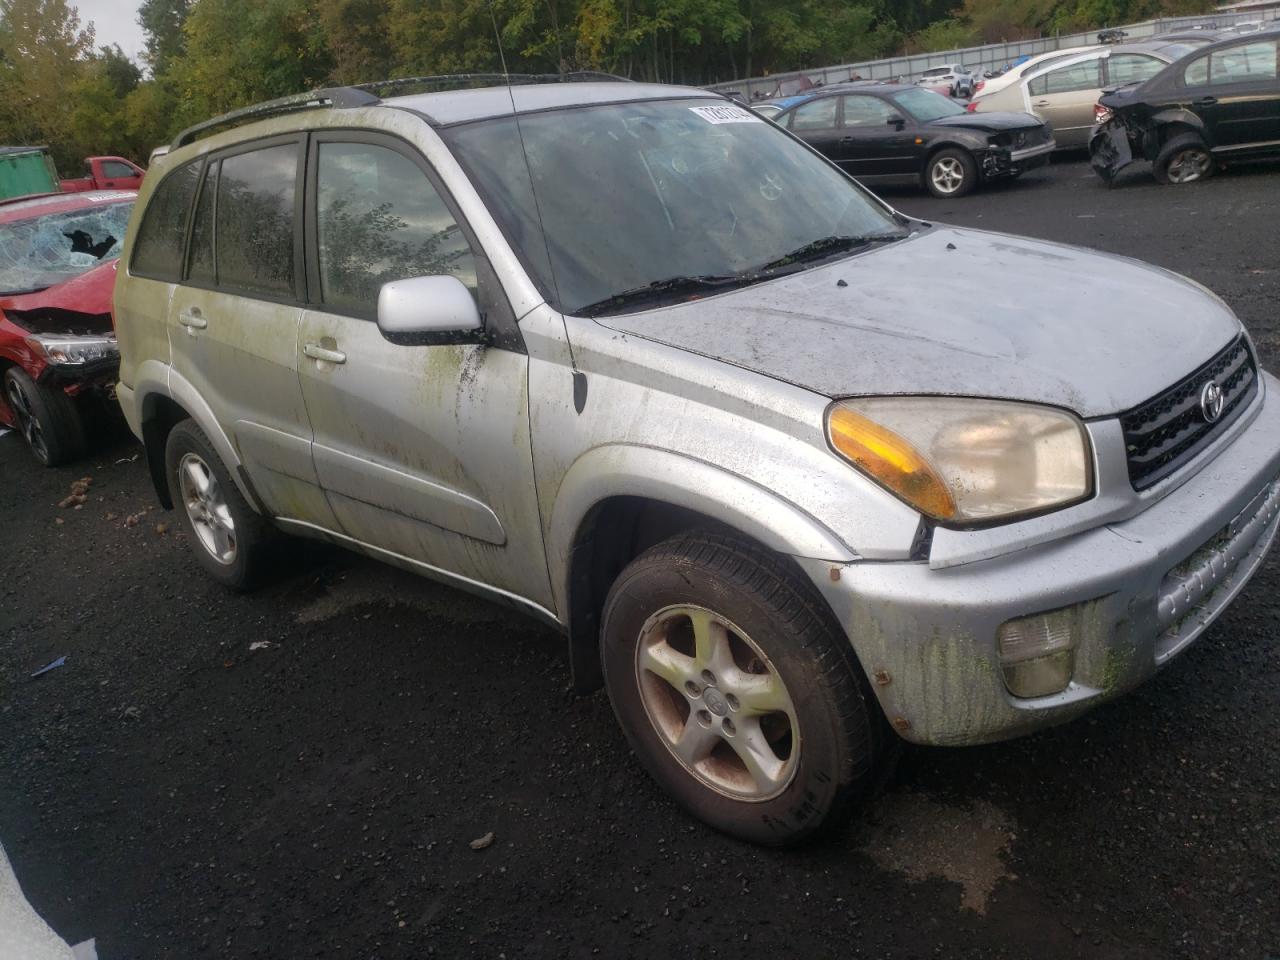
<box><xmin>577</xmin><ymin>274</ymin><xmax>748</xmax><ymax>316</ymax></box>
<box><xmin>754</xmin><ymin>233</ymin><xmax>904</xmax><ymax>274</ymax></box>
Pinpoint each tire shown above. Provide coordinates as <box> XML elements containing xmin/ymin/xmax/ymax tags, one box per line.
<box><xmin>1153</xmin><ymin>133</ymin><xmax>1214</xmax><ymax>185</ymax></box>
<box><xmin>600</xmin><ymin>531</ymin><xmax>885</xmax><ymax>846</ymax></box>
<box><xmin>3</xmin><ymin>367</ymin><xmax>85</xmax><ymax>466</ymax></box>
<box><xmin>924</xmin><ymin>147</ymin><xmax>978</xmax><ymax>198</ymax></box>
<box><xmin>164</xmin><ymin>420</ymin><xmax>275</xmax><ymax>590</ymax></box>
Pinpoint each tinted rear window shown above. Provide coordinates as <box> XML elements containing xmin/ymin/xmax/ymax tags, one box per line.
<box><xmin>215</xmin><ymin>144</ymin><xmax>297</xmax><ymax>297</ymax></box>
<box><xmin>131</xmin><ymin>161</ymin><xmax>199</xmax><ymax>280</ymax></box>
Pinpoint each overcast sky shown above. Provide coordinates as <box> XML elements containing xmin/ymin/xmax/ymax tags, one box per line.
<box><xmin>76</xmin><ymin>0</ymin><xmax>147</xmax><ymax>63</ymax></box>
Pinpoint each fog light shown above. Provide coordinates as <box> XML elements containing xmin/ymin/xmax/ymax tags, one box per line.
<box><xmin>997</xmin><ymin>606</ymin><xmax>1080</xmax><ymax>699</ymax></box>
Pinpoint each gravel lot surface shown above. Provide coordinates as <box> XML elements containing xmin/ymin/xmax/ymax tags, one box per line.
<box><xmin>2</xmin><ymin>155</ymin><xmax>1279</xmax><ymax>960</ymax></box>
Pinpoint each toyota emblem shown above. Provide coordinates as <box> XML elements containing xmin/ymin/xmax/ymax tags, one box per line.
<box><xmin>1199</xmin><ymin>380</ymin><xmax>1225</xmax><ymax>424</ymax></box>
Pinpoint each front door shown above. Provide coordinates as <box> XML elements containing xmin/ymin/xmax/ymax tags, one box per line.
<box><xmin>165</xmin><ymin>138</ymin><xmax>338</xmax><ymax>527</ymax></box>
<box><xmin>836</xmin><ymin>94</ymin><xmax>917</xmax><ymax>176</ymax></box>
<box><xmin>295</xmin><ymin>134</ymin><xmax>553</xmax><ymax>609</ymax></box>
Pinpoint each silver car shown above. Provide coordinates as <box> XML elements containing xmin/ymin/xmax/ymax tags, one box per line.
<box><xmin>114</xmin><ymin>79</ymin><xmax>1280</xmax><ymax>845</ymax></box>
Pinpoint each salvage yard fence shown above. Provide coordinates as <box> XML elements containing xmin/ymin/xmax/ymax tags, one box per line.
<box><xmin>706</xmin><ymin>10</ymin><xmax>1280</xmax><ymax>100</ymax></box>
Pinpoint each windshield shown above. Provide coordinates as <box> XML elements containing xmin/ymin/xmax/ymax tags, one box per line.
<box><xmin>0</xmin><ymin>200</ymin><xmax>133</xmax><ymax>295</ymax></box>
<box><xmin>444</xmin><ymin>98</ymin><xmax>906</xmax><ymax>315</ymax></box>
<box><xmin>892</xmin><ymin>88</ymin><xmax>968</xmax><ymax>122</ymax></box>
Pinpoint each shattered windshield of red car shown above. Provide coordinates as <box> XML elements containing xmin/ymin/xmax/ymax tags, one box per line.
<box><xmin>0</xmin><ymin>200</ymin><xmax>135</xmax><ymax>295</ymax></box>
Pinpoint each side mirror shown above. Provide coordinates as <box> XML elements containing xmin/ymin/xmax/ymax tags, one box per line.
<box><xmin>377</xmin><ymin>275</ymin><xmax>483</xmax><ymax>345</ymax></box>
<box><xmin>888</xmin><ymin>114</ymin><xmax>907</xmax><ymax>128</ymax></box>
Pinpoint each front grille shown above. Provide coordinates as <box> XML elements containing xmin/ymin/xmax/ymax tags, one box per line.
<box><xmin>1120</xmin><ymin>336</ymin><xmax>1257</xmax><ymax>490</ymax></box>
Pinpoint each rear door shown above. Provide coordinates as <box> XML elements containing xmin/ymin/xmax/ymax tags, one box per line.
<box><xmin>295</xmin><ymin>132</ymin><xmax>552</xmax><ymax>608</ymax></box>
<box><xmin>785</xmin><ymin>97</ymin><xmax>842</xmax><ymax>159</ymax></box>
<box><xmin>165</xmin><ymin>137</ymin><xmax>337</xmax><ymax>527</ymax></box>
<box><xmin>1182</xmin><ymin>39</ymin><xmax>1280</xmax><ymax>149</ymax></box>
<box><xmin>1026</xmin><ymin>57</ymin><xmax>1103</xmax><ymax>146</ymax></box>
<box><xmin>836</xmin><ymin>94</ymin><xmax>917</xmax><ymax>176</ymax></box>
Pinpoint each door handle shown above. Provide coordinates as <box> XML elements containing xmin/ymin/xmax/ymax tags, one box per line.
<box><xmin>178</xmin><ymin>308</ymin><xmax>206</xmax><ymax>330</ymax></box>
<box><xmin>1034</xmin><ymin>100</ymin><xmax>1051</xmax><ymax>107</ymax></box>
<box><xmin>839</xmin><ymin>136</ymin><xmax>855</xmax><ymax>143</ymax></box>
<box><xmin>1194</xmin><ymin>96</ymin><xmax>1218</xmax><ymax>106</ymax></box>
<box><xmin>303</xmin><ymin>341</ymin><xmax>347</xmax><ymax>365</ymax></box>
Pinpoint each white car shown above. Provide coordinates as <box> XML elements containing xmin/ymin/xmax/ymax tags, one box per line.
<box><xmin>972</xmin><ymin>45</ymin><xmax>1103</xmax><ymax>99</ymax></box>
<box><xmin>915</xmin><ymin>64</ymin><xmax>974</xmax><ymax>97</ymax></box>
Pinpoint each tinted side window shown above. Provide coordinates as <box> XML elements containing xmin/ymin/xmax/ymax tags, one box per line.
<box><xmin>187</xmin><ymin>160</ymin><xmax>218</xmax><ymax>284</ymax></box>
<box><xmin>1107</xmin><ymin>54</ymin><xmax>1163</xmax><ymax>85</ymax></box>
<box><xmin>840</xmin><ymin>96</ymin><xmax>897</xmax><ymax>127</ymax></box>
<box><xmin>1209</xmin><ymin>40</ymin><xmax>1278</xmax><ymax>84</ymax></box>
<box><xmin>103</xmin><ymin>160</ymin><xmax>136</xmax><ymax>179</ymax></box>
<box><xmin>316</xmin><ymin>142</ymin><xmax>476</xmax><ymax>315</ymax></box>
<box><xmin>1185</xmin><ymin>54</ymin><xmax>1209</xmax><ymax>86</ymax></box>
<box><xmin>789</xmin><ymin>98</ymin><xmax>838</xmax><ymax>130</ymax></box>
<box><xmin>216</xmin><ymin>143</ymin><xmax>297</xmax><ymax>297</ymax></box>
<box><xmin>131</xmin><ymin>160</ymin><xmax>199</xmax><ymax>279</ymax></box>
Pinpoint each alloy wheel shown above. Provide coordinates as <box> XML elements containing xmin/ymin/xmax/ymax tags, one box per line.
<box><xmin>1167</xmin><ymin>148</ymin><xmax>1211</xmax><ymax>184</ymax></box>
<box><xmin>930</xmin><ymin>156</ymin><xmax>966</xmax><ymax>194</ymax></box>
<box><xmin>6</xmin><ymin>378</ymin><xmax>48</xmax><ymax>463</ymax></box>
<box><xmin>178</xmin><ymin>452</ymin><xmax>236</xmax><ymax>565</ymax></box>
<box><xmin>634</xmin><ymin>604</ymin><xmax>800</xmax><ymax>801</ymax></box>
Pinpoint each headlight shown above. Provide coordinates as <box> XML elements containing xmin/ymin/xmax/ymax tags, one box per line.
<box><xmin>25</xmin><ymin>333</ymin><xmax>118</xmax><ymax>366</ymax></box>
<box><xmin>826</xmin><ymin>397</ymin><xmax>1092</xmax><ymax>524</ymax></box>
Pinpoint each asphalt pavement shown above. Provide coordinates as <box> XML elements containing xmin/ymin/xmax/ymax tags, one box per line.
<box><xmin>2</xmin><ymin>154</ymin><xmax>1278</xmax><ymax>959</ymax></box>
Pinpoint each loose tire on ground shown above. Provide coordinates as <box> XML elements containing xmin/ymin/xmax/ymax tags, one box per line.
<box><xmin>1153</xmin><ymin>133</ymin><xmax>1214</xmax><ymax>185</ymax></box>
<box><xmin>164</xmin><ymin>420</ymin><xmax>275</xmax><ymax>590</ymax></box>
<box><xmin>924</xmin><ymin>147</ymin><xmax>979</xmax><ymax>198</ymax></box>
<box><xmin>600</xmin><ymin>531</ymin><xmax>887</xmax><ymax>845</ymax></box>
<box><xmin>2</xmin><ymin>367</ymin><xmax>85</xmax><ymax>466</ymax></box>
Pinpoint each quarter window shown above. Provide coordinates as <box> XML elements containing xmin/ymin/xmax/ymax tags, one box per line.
<box><xmin>315</xmin><ymin>142</ymin><xmax>476</xmax><ymax>315</ymax></box>
<box><xmin>1029</xmin><ymin>60</ymin><xmax>1101</xmax><ymax>96</ymax></box>
<box><xmin>215</xmin><ymin>143</ymin><xmax>298</xmax><ymax>297</ymax></box>
<box><xmin>131</xmin><ymin>160</ymin><xmax>199</xmax><ymax>279</ymax></box>
<box><xmin>789</xmin><ymin>97</ymin><xmax>838</xmax><ymax>130</ymax></box>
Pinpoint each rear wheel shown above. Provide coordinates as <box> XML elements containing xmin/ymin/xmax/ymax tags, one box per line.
<box><xmin>601</xmin><ymin>531</ymin><xmax>885</xmax><ymax>845</ymax></box>
<box><xmin>3</xmin><ymin>367</ymin><xmax>85</xmax><ymax>466</ymax></box>
<box><xmin>924</xmin><ymin>147</ymin><xmax>978</xmax><ymax>198</ymax></box>
<box><xmin>1154</xmin><ymin>133</ymin><xmax>1214</xmax><ymax>185</ymax></box>
<box><xmin>165</xmin><ymin>420</ymin><xmax>275</xmax><ymax>590</ymax></box>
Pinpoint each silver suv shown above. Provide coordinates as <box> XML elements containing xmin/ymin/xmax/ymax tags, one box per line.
<box><xmin>114</xmin><ymin>77</ymin><xmax>1280</xmax><ymax>845</ymax></box>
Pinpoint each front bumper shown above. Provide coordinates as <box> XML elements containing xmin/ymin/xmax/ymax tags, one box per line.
<box><xmin>801</xmin><ymin>372</ymin><xmax>1280</xmax><ymax>746</ymax></box>
<box><xmin>982</xmin><ymin>139</ymin><xmax>1055</xmax><ymax>179</ymax></box>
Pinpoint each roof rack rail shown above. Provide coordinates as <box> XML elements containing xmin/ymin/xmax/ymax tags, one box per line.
<box><xmin>347</xmin><ymin>71</ymin><xmax>632</xmax><ymax>97</ymax></box>
<box><xmin>170</xmin><ymin>86</ymin><xmax>379</xmax><ymax>150</ymax></box>
<box><xmin>168</xmin><ymin>72</ymin><xmax>632</xmax><ymax>151</ymax></box>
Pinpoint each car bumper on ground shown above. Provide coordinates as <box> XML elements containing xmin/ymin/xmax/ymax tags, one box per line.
<box><xmin>800</xmin><ymin>371</ymin><xmax>1280</xmax><ymax>746</ymax></box>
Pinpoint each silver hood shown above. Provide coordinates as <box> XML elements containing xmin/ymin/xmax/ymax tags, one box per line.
<box><xmin>593</xmin><ymin>226</ymin><xmax>1241</xmax><ymax>419</ymax></box>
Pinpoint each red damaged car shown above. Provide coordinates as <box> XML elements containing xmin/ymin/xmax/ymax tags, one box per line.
<box><xmin>0</xmin><ymin>190</ymin><xmax>135</xmax><ymax>465</ymax></box>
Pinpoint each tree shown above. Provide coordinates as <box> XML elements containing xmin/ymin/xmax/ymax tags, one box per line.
<box><xmin>138</xmin><ymin>0</ymin><xmax>190</xmax><ymax>76</ymax></box>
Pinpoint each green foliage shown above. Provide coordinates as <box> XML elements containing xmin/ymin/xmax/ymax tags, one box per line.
<box><xmin>0</xmin><ymin>0</ymin><xmax>1227</xmax><ymax>170</ymax></box>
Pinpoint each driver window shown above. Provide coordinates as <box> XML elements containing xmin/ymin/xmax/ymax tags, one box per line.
<box><xmin>789</xmin><ymin>97</ymin><xmax>838</xmax><ymax>130</ymax></box>
<box><xmin>1030</xmin><ymin>60</ymin><xmax>1101</xmax><ymax>95</ymax></box>
<box><xmin>316</xmin><ymin>141</ymin><xmax>476</xmax><ymax>316</ymax></box>
<box><xmin>840</xmin><ymin>96</ymin><xmax>897</xmax><ymax>127</ymax></box>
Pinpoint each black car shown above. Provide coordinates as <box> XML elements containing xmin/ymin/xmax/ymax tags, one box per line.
<box><xmin>1091</xmin><ymin>30</ymin><xmax>1280</xmax><ymax>184</ymax></box>
<box><xmin>774</xmin><ymin>84</ymin><xmax>1054</xmax><ymax>198</ymax></box>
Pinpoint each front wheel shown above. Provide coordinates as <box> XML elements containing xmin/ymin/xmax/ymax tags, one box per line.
<box><xmin>2</xmin><ymin>367</ymin><xmax>85</xmax><ymax>466</ymax></box>
<box><xmin>924</xmin><ymin>147</ymin><xmax>978</xmax><ymax>198</ymax></box>
<box><xmin>601</xmin><ymin>531</ymin><xmax>885</xmax><ymax>845</ymax></box>
<box><xmin>1154</xmin><ymin>133</ymin><xmax>1214</xmax><ymax>185</ymax></box>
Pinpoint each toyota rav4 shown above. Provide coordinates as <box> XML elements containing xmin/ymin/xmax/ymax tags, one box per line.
<box><xmin>113</xmin><ymin>77</ymin><xmax>1280</xmax><ymax>845</ymax></box>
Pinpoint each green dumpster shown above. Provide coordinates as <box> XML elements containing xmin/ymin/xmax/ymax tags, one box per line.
<box><xmin>0</xmin><ymin>146</ymin><xmax>59</xmax><ymax>201</ymax></box>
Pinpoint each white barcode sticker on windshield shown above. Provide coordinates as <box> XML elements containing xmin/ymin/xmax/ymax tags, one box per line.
<box><xmin>689</xmin><ymin>104</ymin><xmax>762</xmax><ymax>124</ymax></box>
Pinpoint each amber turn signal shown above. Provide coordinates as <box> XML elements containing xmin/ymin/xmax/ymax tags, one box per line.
<box><xmin>827</xmin><ymin>407</ymin><xmax>958</xmax><ymax>520</ymax></box>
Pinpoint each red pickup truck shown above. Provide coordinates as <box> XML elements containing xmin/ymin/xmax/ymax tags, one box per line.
<box><xmin>59</xmin><ymin>156</ymin><xmax>145</xmax><ymax>192</ymax></box>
